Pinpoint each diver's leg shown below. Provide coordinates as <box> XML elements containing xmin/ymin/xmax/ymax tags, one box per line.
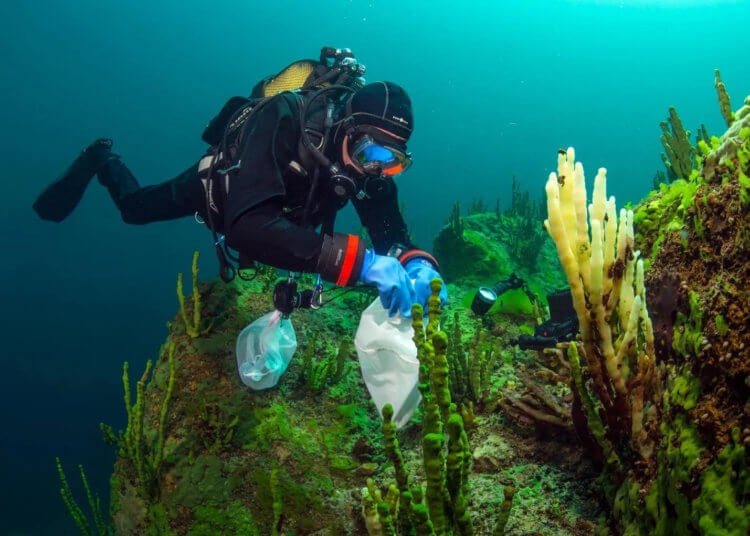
<box><xmin>33</xmin><ymin>138</ymin><xmax>116</xmax><ymax>222</ymax></box>
<box><xmin>97</xmin><ymin>158</ymin><xmax>204</xmax><ymax>224</ymax></box>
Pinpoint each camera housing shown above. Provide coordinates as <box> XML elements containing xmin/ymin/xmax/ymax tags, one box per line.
<box><xmin>513</xmin><ymin>289</ymin><xmax>579</xmax><ymax>350</ymax></box>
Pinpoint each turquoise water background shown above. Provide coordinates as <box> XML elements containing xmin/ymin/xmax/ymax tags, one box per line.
<box><xmin>1</xmin><ymin>1</ymin><xmax>748</xmax><ymax>533</ymax></box>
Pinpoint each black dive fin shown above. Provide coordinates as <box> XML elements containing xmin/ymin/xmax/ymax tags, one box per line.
<box><xmin>33</xmin><ymin>139</ymin><xmax>112</xmax><ymax>222</ymax></box>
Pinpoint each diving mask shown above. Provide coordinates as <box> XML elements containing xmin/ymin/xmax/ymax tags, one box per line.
<box><xmin>350</xmin><ymin>135</ymin><xmax>412</xmax><ymax>177</ymax></box>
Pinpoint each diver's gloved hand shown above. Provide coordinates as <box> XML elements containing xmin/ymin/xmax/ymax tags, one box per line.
<box><xmin>359</xmin><ymin>250</ymin><xmax>416</xmax><ymax>317</ymax></box>
<box><xmin>405</xmin><ymin>258</ymin><xmax>448</xmax><ymax>310</ymax></box>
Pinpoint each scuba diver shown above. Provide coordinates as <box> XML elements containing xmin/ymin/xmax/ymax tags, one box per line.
<box><xmin>33</xmin><ymin>47</ymin><xmax>447</xmax><ymax>317</ymax></box>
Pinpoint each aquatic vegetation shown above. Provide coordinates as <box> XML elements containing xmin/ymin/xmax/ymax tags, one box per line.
<box><xmin>691</xmin><ymin>427</ymin><xmax>749</xmax><ymax>534</ymax></box>
<box><xmin>195</xmin><ymin>401</ymin><xmax>240</xmax><ymax>454</ymax></box>
<box><xmin>189</xmin><ymin>501</ymin><xmax>259</xmax><ymax>535</ymax></box>
<box><xmin>176</xmin><ymin>251</ymin><xmax>213</xmax><ymax>338</ymax></box>
<box><xmin>671</xmin><ymin>291</ymin><xmax>705</xmax><ymax>358</ymax></box>
<box><xmin>55</xmin><ymin>458</ymin><xmax>110</xmax><ymax>536</ymax></box>
<box><xmin>447</xmin><ymin>201</ymin><xmax>464</xmax><ymax>243</ymax></box>
<box><xmin>103</xmin><ymin>342</ymin><xmax>177</xmax><ymax>502</ymax></box>
<box><xmin>363</xmin><ymin>280</ymin><xmax>513</xmax><ymax>535</ymax></box>
<box><xmin>544</xmin><ymin>148</ymin><xmax>659</xmax><ymax>471</ymax></box>
<box><xmin>446</xmin><ymin>311</ymin><xmax>501</xmax><ymax>409</ymax></box>
<box><xmin>544</xmin><ymin>89</ymin><xmax>750</xmax><ymax>534</ymax></box>
<box><xmin>300</xmin><ymin>338</ymin><xmax>349</xmax><ymax>392</ymax></box>
<box><xmin>714</xmin><ymin>314</ymin><xmax>729</xmax><ymax>337</ymax></box>
<box><xmin>714</xmin><ymin>68</ymin><xmax>735</xmax><ymax>127</ymax></box>
<box><xmin>738</xmin><ymin>126</ymin><xmax>750</xmax><ymax>205</ymax></box>
<box><xmin>650</xmin><ymin>169</ymin><xmax>668</xmax><ymax>189</ymax></box>
<box><xmin>633</xmin><ymin>174</ymin><xmax>702</xmax><ymax>269</ymax></box>
<box><xmin>660</xmin><ymin>106</ymin><xmax>697</xmax><ymax>181</ymax></box>
<box><xmin>502</xmin><ymin>177</ymin><xmax>548</xmax><ymax>271</ymax></box>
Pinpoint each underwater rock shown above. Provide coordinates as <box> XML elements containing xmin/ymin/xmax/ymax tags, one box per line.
<box><xmin>622</xmin><ymin>93</ymin><xmax>750</xmax><ymax>534</ymax></box>
<box><xmin>472</xmin><ymin>433</ymin><xmax>513</xmax><ymax>473</ymax></box>
<box><xmin>96</xmin><ymin>96</ymin><xmax>750</xmax><ymax>536</ymax></box>
<box><xmin>432</xmin><ymin>211</ymin><xmax>567</xmax><ymax>294</ymax></box>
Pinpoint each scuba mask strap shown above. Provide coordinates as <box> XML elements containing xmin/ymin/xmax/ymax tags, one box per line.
<box><xmin>338</xmin><ymin>120</ymin><xmax>397</xmax><ymax>200</ymax></box>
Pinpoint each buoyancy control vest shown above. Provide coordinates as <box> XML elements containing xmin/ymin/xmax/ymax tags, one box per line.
<box><xmin>198</xmin><ymin>47</ymin><xmax>366</xmax><ymax>282</ymax></box>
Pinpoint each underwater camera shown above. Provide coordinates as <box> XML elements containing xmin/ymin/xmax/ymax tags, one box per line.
<box><xmin>470</xmin><ymin>273</ymin><xmax>525</xmax><ymax>316</ymax></box>
<box><xmin>273</xmin><ymin>279</ymin><xmax>315</xmax><ymax>316</ymax></box>
<box><xmin>513</xmin><ymin>289</ymin><xmax>579</xmax><ymax>351</ymax></box>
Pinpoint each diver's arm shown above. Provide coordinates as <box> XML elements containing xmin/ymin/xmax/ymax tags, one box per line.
<box><xmin>351</xmin><ymin>180</ymin><xmax>414</xmax><ymax>254</ymax></box>
<box><xmin>229</xmin><ymin>200</ymin><xmax>366</xmax><ymax>286</ymax></box>
<box><xmin>351</xmin><ymin>183</ymin><xmax>438</xmax><ymax>267</ymax></box>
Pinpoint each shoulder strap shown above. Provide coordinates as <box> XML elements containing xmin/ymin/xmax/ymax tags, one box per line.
<box><xmin>201</xmin><ymin>96</ymin><xmax>252</xmax><ymax>146</ymax></box>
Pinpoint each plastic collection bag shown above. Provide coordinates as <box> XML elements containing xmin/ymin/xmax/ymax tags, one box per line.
<box><xmin>355</xmin><ymin>298</ymin><xmax>421</xmax><ymax>429</ymax></box>
<box><xmin>236</xmin><ymin>310</ymin><xmax>297</xmax><ymax>390</ymax></box>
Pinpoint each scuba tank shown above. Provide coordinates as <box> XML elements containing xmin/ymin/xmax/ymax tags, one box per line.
<box><xmin>201</xmin><ymin>47</ymin><xmax>366</xmax><ymax>147</ymax></box>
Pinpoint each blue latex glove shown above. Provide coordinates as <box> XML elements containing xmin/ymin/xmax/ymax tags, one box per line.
<box><xmin>405</xmin><ymin>258</ymin><xmax>448</xmax><ymax>310</ymax></box>
<box><xmin>359</xmin><ymin>250</ymin><xmax>416</xmax><ymax>317</ymax></box>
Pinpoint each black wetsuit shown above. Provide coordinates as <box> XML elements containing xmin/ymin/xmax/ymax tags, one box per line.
<box><xmin>99</xmin><ymin>91</ymin><xmax>417</xmax><ymax>283</ymax></box>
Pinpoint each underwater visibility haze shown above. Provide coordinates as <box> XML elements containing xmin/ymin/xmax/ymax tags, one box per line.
<box><xmin>1</xmin><ymin>0</ymin><xmax>749</xmax><ymax>534</ymax></box>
